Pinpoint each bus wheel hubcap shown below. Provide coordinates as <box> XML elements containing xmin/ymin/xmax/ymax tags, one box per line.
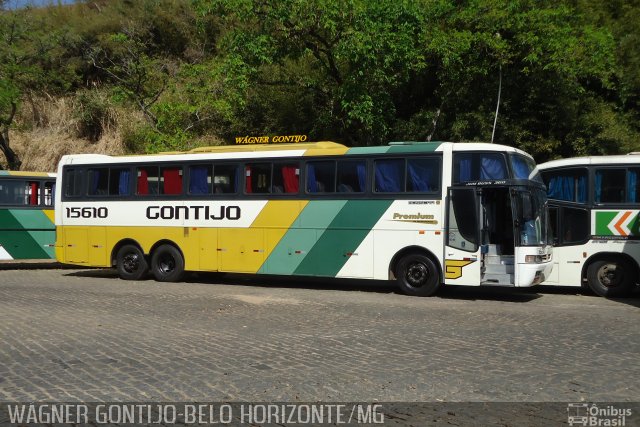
<box><xmin>123</xmin><ymin>254</ymin><xmax>139</xmax><ymax>272</ymax></box>
<box><xmin>598</xmin><ymin>264</ymin><xmax>620</xmax><ymax>287</ymax></box>
<box><xmin>159</xmin><ymin>255</ymin><xmax>175</xmax><ymax>274</ymax></box>
<box><xmin>407</xmin><ymin>263</ymin><xmax>428</xmax><ymax>287</ymax></box>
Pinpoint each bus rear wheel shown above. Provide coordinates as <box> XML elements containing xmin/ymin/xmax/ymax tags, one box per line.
<box><xmin>586</xmin><ymin>259</ymin><xmax>635</xmax><ymax>297</ymax></box>
<box><xmin>396</xmin><ymin>254</ymin><xmax>440</xmax><ymax>296</ymax></box>
<box><xmin>151</xmin><ymin>244</ymin><xmax>185</xmax><ymax>282</ymax></box>
<box><xmin>116</xmin><ymin>244</ymin><xmax>148</xmax><ymax>280</ymax></box>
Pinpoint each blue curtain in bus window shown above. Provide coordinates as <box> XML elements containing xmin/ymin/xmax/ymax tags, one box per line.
<box><xmin>375</xmin><ymin>160</ymin><xmax>402</xmax><ymax>192</ymax></box>
<box><xmin>118</xmin><ymin>169</ymin><xmax>130</xmax><ymax>195</ymax></box>
<box><xmin>480</xmin><ymin>156</ymin><xmax>506</xmax><ymax>179</ymax></box>
<box><xmin>457</xmin><ymin>155</ymin><xmax>472</xmax><ymax>182</ymax></box>
<box><xmin>577</xmin><ymin>175</ymin><xmax>587</xmax><ymax>203</ymax></box>
<box><xmin>628</xmin><ymin>170</ymin><xmax>637</xmax><ymax>202</ymax></box>
<box><xmin>356</xmin><ymin>162</ymin><xmax>366</xmax><ymax>191</ymax></box>
<box><xmin>307</xmin><ymin>164</ymin><xmax>317</xmax><ymax>192</ymax></box>
<box><xmin>407</xmin><ymin>160</ymin><xmax>432</xmax><ymax>191</ymax></box>
<box><xmin>52</xmin><ymin>184</ymin><xmax>55</xmax><ymax>205</ymax></box>
<box><xmin>595</xmin><ymin>171</ymin><xmax>603</xmax><ymax>202</ymax></box>
<box><xmin>190</xmin><ymin>166</ymin><xmax>209</xmax><ymax>194</ymax></box>
<box><xmin>511</xmin><ymin>156</ymin><xmax>530</xmax><ymax>179</ymax></box>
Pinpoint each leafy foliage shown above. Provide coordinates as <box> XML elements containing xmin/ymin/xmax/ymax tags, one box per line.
<box><xmin>1</xmin><ymin>0</ymin><xmax>639</xmax><ymax>169</ymax></box>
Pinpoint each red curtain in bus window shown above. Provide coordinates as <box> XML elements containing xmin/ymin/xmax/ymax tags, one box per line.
<box><xmin>245</xmin><ymin>166</ymin><xmax>252</xmax><ymax>194</ymax></box>
<box><xmin>29</xmin><ymin>182</ymin><xmax>39</xmax><ymax>205</ymax></box>
<box><xmin>137</xmin><ymin>169</ymin><xmax>149</xmax><ymax>195</ymax></box>
<box><xmin>163</xmin><ymin>168</ymin><xmax>182</xmax><ymax>194</ymax></box>
<box><xmin>282</xmin><ymin>166</ymin><xmax>299</xmax><ymax>193</ymax></box>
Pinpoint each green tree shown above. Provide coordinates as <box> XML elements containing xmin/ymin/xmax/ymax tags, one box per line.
<box><xmin>0</xmin><ymin>7</ymin><xmax>73</xmax><ymax>169</ymax></box>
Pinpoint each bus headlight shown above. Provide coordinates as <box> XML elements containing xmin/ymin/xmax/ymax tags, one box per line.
<box><xmin>525</xmin><ymin>255</ymin><xmax>546</xmax><ymax>263</ymax></box>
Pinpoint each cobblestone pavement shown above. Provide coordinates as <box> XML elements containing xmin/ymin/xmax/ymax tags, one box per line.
<box><xmin>0</xmin><ymin>264</ymin><xmax>638</xmax><ymax>403</ymax></box>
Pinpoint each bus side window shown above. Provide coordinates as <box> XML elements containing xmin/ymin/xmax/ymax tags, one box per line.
<box><xmin>109</xmin><ymin>168</ymin><xmax>131</xmax><ymax>196</ymax></box>
<box><xmin>628</xmin><ymin>168</ymin><xmax>639</xmax><ymax>203</ymax></box>
<box><xmin>27</xmin><ymin>181</ymin><xmax>40</xmax><ymax>205</ymax></box>
<box><xmin>374</xmin><ymin>159</ymin><xmax>404</xmax><ymax>192</ymax></box>
<box><xmin>337</xmin><ymin>160</ymin><xmax>365</xmax><ymax>193</ymax></box>
<box><xmin>307</xmin><ymin>161</ymin><xmax>335</xmax><ymax>193</ymax></box>
<box><xmin>64</xmin><ymin>169</ymin><xmax>85</xmax><ymax>198</ymax></box>
<box><xmin>245</xmin><ymin>163</ymin><xmax>271</xmax><ymax>194</ymax></box>
<box><xmin>189</xmin><ymin>165</ymin><xmax>212</xmax><ymax>195</ymax></box>
<box><xmin>407</xmin><ymin>158</ymin><xmax>440</xmax><ymax>192</ymax></box>
<box><xmin>44</xmin><ymin>182</ymin><xmax>55</xmax><ymax>206</ymax></box>
<box><xmin>595</xmin><ymin>169</ymin><xmax>626</xmax><ymax>204</ymax></box>
<box><xmin>160</xmin><ymin>167</ymin><xmax>183</xmax><ymax>195</ymax></box>
<box><xmin>88</xmin><ymin>168</ymin><xmax>109</xmax><ymax>196</ymax></box>
<box><xmin>214</xmin><ymin>164</ymin><xmax>238</xmax><ymax>194</ymax></box>
<box><xmin>561</xmin><ymin>207</ymin><xmax>590</xmax><ymax>244</ymax></box>
<box><xmin>137</xmin><ymin>166</ymin><xmax>159</xmax><ymax>195</ymax></box>
<box><xmin>273</xmin><ymin>163</ymin><xmax>299</xmax><ymax>194</ymax></box>
<box><xmin>542</xmin><ymin>168</ymin><xmax>587</xmax><ymax>203</ymax></box>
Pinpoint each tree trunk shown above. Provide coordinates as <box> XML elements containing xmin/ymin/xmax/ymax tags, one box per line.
<box><xmin>0</xmin><ymin>129</ymin><xmax>22</xmax><ymax>170</ymax></box>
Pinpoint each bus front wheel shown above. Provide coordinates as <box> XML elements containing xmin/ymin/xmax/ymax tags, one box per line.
<box><xmin>116</xmin><ymin>244</ymin><xmax>148</xmax><ymax>280</ymax></box>
<box><xmin>586</xmin><ymin>259</ymin><xmax>635</xmax><ymax>297</ymax></box>
<box><xmin>396</xmin><ymin>254</ymin><xmax>441</xmax><ymax>296</ymax></box>
<box><xmin>151</xmin><ymin>244</ymin><xmax>185</xmax><ymax>282</ymax></box>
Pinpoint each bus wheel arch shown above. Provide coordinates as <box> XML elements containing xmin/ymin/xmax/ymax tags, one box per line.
<box><xmin>112</xmin><ymin>240</ymin><xmax>149</xmax><ymax>280</ymax></box>
<box><xmin>389</xmin><ymin>247</ymin><xmax>442</xmax><ymax>297</ymax></box>
<box><xmin>149</xmin><ymin>240</ymin><xmax>185</xmax><ymax>282</ymax></box>
<box><xmin>582</xmin><ymin>253</ymin><xmax>638</xmax><ymax>297</ymax></box>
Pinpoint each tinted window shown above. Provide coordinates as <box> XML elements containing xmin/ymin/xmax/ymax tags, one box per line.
<box><xmin>407</xmin><ymin>158</ymin><xmax>440</xmax><ymax>192</ymax></box>
<box><xmin>214</xmin><ymin>165</ymin><xmax>238</xmax><ymax>194</ymax></box>
<box><xmin>595</xmin><ymin>169</ymin><xmax>625</xmax><ymax>204</ymax></box>
<box><xmin>374</xmin><ymin>159</ymin><xmax>404</xmax><ymax>192</ymax></box>
<box><xmin>245</xmin><ymin>163</ymin><xmax>271</xmax><ymax>194</ymax></box>
<box><xmin>542</xmin><ymin>168</ymin><xmax>587</xmax><ymax>203</ymax></box>
<box><xmin>447</xmin><ymin>188</ymin><xmax>479</xmax><ymax>252</ymax></box>
<box><xmin>0</xmin><ymin>180</ymin><xmax>27</xmax><ymax>205</ymax></box>
<box><xmin>337</xmin><ymin>160</ymin><xmax>366</xmax><ymax>193</ymax></box>
<box><xmin>453</xmin><ymin>152</ymin><xmax>507</xmax><ymax>183</ymax></box>
<box><xmin>510</xmin><ymin>154</ymin><xmax>543</xmax><ymax>183</ymax></box>
<box><xmin>64</xmin><ymin>169</ymin><xmax>85</xmax><ymax>197</ymax></box>
<box><xmin>137</xmin><ymin>166</ymin><xmax>159</xmax><ymax>195</ymax></box>
<box><xmin>629</xmin><ymin>168</ymin><xmax>639</xmax><ymax>203</ymax></box>
<box><xmin>44</xmin><ymin>182</ymin><xmax>55</xmax><ymax>206</ymax></box>
<box><xmin>88</xmin><ymin>168</ymin><xmax>109</xmax><ymax>196</ymax></box>
<box><xmin>160</xmin><ymin>167</ymin><xmax>183</xmax><ymax>195</ymax></box>
<box><xmin>561</xmin><ymin>207</ymin><xmax>590</xmax><ymax>245</ymax></box>
<box><xmin>189</xmin><ymin>164</ymin><xmax>212</xmax><ymax>195</ymax></box>
<box><xmin>307</xmin><ymin>161</ymin><xmax>336</xmax><ymax>193</ymax></box>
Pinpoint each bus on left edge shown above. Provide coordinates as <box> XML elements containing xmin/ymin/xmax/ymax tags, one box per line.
<box><xmin>0</xmin><ymin>171</ymin><xmax>56</xmax><ymax>260</ymax></box>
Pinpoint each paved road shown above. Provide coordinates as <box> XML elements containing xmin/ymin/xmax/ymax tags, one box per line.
<box><xmin>0</xmin><ymin>264</ymin><xmax>638</xmax><ymax>404</ymax></box>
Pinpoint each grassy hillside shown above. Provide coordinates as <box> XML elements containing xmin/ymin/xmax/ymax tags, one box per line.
<box><xmin>1</xmin><ymin>0</ymin><xmax>639</xmax><ymax>171</ymax></box>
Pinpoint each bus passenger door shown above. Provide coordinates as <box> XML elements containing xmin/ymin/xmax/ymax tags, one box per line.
<box><xmin>444</xmin><ymin>187</ymin><xmax>482</xmax><ymax>286</ymax></box>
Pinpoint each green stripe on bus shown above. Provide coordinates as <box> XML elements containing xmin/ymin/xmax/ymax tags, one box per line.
<box><xmin>293</xmin><ymin>200</ymin><xmax>392</xmax><ymax>277</ymax></box>
<box><xmin>258</xmin><ymin>200</ymin><xmax>347</xmax><ymax>274</ymax></box>
<box><xmin>0</xmin><ymin>230</ymin><xmax>51</xmax><ymax>259</ymax></box>
<box><xmin>388</xmin><ymin>143</ymin><xmax>440</xmax><ymax>153</ymax></box>
<box><xmin>8</xmin><ymin>209</ymin><xmax>55</xmax><ymax>230</ymax></box>
<box><xmin>346</xmin><ymin>147</ymin><xmax>390</xmax><ymax>155</ymax></box>
<box><xmin>0</xmin><ymin>210</ymin><xmax>54</xmax><ymax>259</ymax></box>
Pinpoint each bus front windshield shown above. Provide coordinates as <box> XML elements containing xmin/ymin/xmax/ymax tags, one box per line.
<box><xmin>513</xmin><ymin>187</ymin><xmax>549</xmax><ymax>247</ymax></box>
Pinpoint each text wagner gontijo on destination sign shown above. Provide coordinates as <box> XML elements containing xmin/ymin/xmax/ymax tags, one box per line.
<box><xmin>235</xmin><ymin>135</ymin><xmax>308</xmax><ymax>144</ymax></box>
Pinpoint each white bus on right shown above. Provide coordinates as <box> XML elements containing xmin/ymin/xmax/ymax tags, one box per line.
<box><xmin>538</xmin><ymin>154</ymin><xmax>640</xmax><ymax>297</ymax></box>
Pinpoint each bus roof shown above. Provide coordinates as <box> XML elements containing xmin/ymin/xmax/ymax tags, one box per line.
<box><xmin>58</xmin><ymin>141</ymin><xmax>533</xmax><ymax>165</ymax></box>
<box><xmin>539</xmin><ymin>154</ymin><xmax>640</xmax><ymax>169</ymax></box>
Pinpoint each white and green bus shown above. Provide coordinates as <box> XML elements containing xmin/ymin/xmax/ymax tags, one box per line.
<box><xmin>54</xmin><ymin>141</ymin><xmax>552</xmax><ymax>296</ymax></box>
<box><xmin>0</xmin><ymin>171</ymin><xmax>56</xmax><ymax>260</ymax></box>
<box><xmin>539</xmin><ymin>154</ymin><xmax>640</xmax><ymax>297</ymax></box>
